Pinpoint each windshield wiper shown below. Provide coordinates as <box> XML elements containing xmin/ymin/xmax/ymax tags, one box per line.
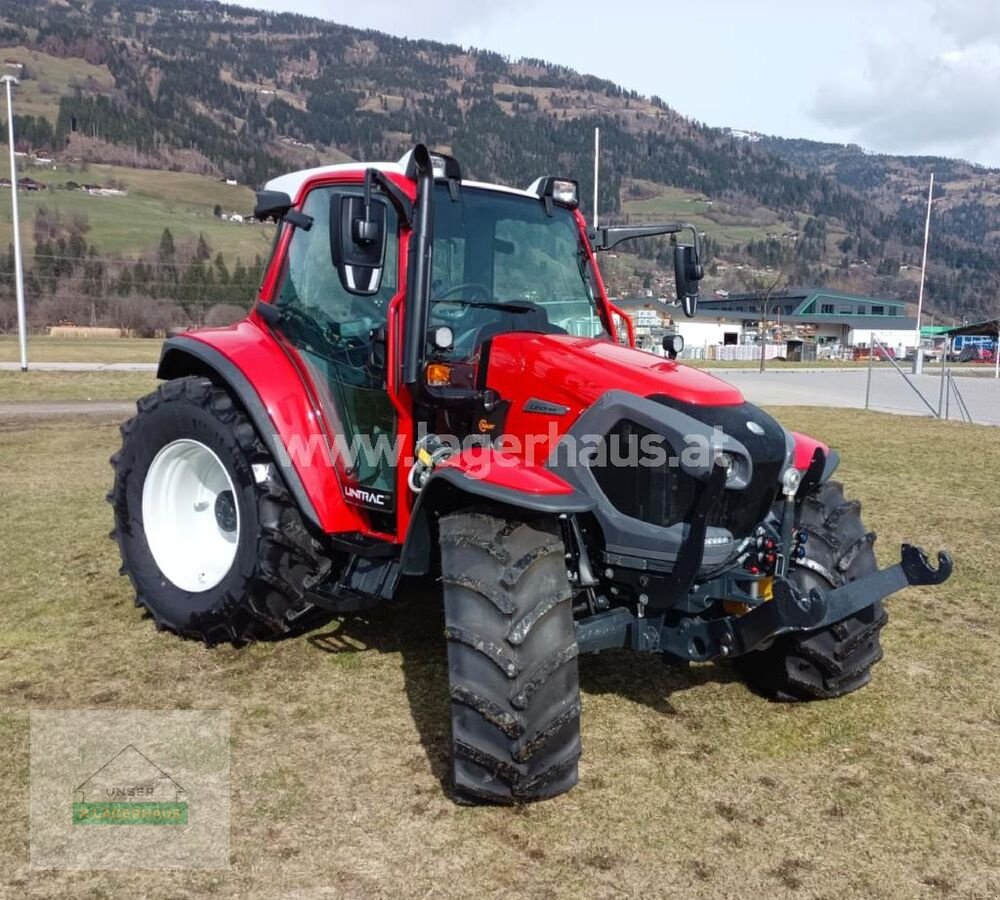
<box><xmin>430</xmin><ymin>299</ymin><xmax>537</xmax><ymax>312</ymax></box>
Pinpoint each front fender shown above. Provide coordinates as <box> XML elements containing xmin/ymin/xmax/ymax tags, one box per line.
<box><xmin>400</xmin><ymin>448</ymin><xmax>595</xmax><ymax>576</ymax></box>
<box><xmin>790</xmin><ymin>431</ymin><xmax>839</xmax><ymax>481</ymax></box>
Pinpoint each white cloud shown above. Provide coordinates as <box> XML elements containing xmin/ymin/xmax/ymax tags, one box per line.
<box><xmin>810</xmin><ymin>7</ymin><xmax>1000</xmax><ymax>163</ymax></box>
<box><xmin>239</xmin><ymin>0</ymin><xmax>1000</xmax><ymax>166</ymax></box>
<box><xmin>931</xmin><ymin>0</ymin><xmax>1000</xmax><ymax>48</ymax></box>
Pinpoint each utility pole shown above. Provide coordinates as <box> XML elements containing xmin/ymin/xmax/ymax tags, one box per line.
<box><xmin>593</xmin><ymin>126</ymin><xmax>600</xmax><ymax>230</ymax></box>
<box><xmin>913</xmin><ymin>172</ymin><xmax>934</xmax><ymax>374</ymax></box>
<box><xmin>3</xmin><ymin>74</ymin><xmax>27</xmax><ymax>372</ymax></box>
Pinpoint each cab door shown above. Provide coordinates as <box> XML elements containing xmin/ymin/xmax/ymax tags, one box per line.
<box><xmin>271</xmin><ymin>184</ymin><xmax>400</xmax><ymax>522</ymax></box>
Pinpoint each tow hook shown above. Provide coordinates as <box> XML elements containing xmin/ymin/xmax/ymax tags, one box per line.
<box><xmin>639</xmin><ymin>543</ymin><xmax>954</xmax><ymax>663</ymax></box>
<box><xmin>737</xmin><ymin>543</ymin><xmax>954</xmax><ymax>651</ymax></box>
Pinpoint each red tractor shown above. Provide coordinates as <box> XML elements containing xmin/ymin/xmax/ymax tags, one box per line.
<box><xmin>110</xmin><ymin>146</ymin><xmax>952</xmax><ymax>803</ymax></box>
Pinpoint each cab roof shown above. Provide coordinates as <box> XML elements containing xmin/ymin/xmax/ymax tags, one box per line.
<box><xmin>263</xmin><ymin>156</ymin><xmax>538</xmax><ymax>203</ymax></box>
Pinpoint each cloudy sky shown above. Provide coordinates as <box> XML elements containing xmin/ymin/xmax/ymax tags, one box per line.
<box><xmin>243</xmin><ymin>0</ymin><xmax>1000</xmax><ymax>167</ymax></box>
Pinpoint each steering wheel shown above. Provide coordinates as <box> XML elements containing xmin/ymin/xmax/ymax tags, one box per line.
<box><xmin>433</xmin><ymin>282</ymin><xmax>492</xmax><ymax>302</ymax></box>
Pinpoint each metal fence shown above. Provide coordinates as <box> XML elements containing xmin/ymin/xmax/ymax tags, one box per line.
<box><xmin>865</xmin><ymin>337</ymin><xmax>1000</xmax><ymax>426</ymax></box>
<box><xmin>680</xmin><ymin>343</ymin><xmax>785</xmax><ymax>362</ymax></box>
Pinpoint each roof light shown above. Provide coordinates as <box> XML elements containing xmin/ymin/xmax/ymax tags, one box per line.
<box><xmin>552</xmin><ymin>180</ymin><xmax>578</xmax><ymax>205</ymax></box>
<box><xmin>402</xmin><ymin>147</ymin><xmax>463</xmax><ymax>182</ymax></box>
<box><xmin>529</xmin><ymin>176</ymin><xmax>580</xmax><ymax>209</ymax></box>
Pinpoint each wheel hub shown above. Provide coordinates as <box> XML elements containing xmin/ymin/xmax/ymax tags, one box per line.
<box><xmin>214</xmin><ymin>490</ymin><xmax>238</xmax><ymax>532</ymax></box>
<box><xmin>141</xmin><ymin>439</ymin><xmax>241</xmax><ymax>593</ymax></box>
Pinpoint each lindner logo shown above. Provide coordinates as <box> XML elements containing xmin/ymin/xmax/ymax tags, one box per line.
<box><xmin>72</xmin><ymin>745</ymin><xmax>188</xmax><ymax>826</ymax></box>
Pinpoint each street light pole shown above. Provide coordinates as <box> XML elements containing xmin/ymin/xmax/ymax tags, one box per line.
<box><xmin>3</xmin><ymin>75</ymin><xmax>27</xmax><ymax>371</ymax></box>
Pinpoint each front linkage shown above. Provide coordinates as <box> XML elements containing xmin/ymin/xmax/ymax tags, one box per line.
<box><xmin>573</xmin><ymin>450</ymin><xmax>953</xmax><ymax>663</ymax></box>
<box><xmin>576</xmin><ymin>543</ymin><xmax>952</xmax><ymax>661</ymax></box>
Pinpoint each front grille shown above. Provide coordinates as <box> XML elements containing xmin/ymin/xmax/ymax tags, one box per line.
<box><xmin>653</xmin><ymin>397</ymin><xmax>786</xmax><ymax>538</ymax></box>
<box><xmin>589</xmin><ymin>420</ymin><xmax>695</xmax><ymax>528</ymax></box>
<box><xmin>590</xmin><ymin>400</ymin><xmax>786</xmax><ymax>539</ymax></box>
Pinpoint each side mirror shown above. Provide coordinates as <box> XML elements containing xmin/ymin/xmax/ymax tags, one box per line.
<box><xmin>674</xmin><ymin>243</ymin><xmax>703</xmax><ymax>318</ymax></box>
<box><xmin>330</xmin><ymin>193</ymin><xmax>388</xmax><ymax>295</ymax></box>
<box><xmin>662</xmin><ymin>333</ymin><xmax>684</xmax><ymax>359</ymax></box>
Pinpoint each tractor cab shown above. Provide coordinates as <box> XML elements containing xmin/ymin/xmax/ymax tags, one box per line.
<box><xmin>248</xmin><ymin>147</ymin><xmax>705</xmax><ymax>526</ymax></box>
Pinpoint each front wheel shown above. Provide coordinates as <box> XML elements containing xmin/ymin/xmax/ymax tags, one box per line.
<box><xmin>109</xmin><ymin>376</ymin><xmax>331</xmax><ymax>644</ymax></box>
<box><xmin>737</xmin><ymin>480</ymin><xmax>888</xmax><ymax>701</ymax></box>
<box><xmin>439</xmin><ymin>511</ymin><xmax>581</xmax><ymax>804</ymax></box>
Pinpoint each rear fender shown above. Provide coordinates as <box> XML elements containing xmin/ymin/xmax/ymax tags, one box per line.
<box><xmin>157</xmin><ymin>324</ymin><xmax>369</xmax><ymax>535</ymax></box>
<box><xmin>400</xmin><ymin>448</ymin><xmax>595</xmax><ymax>576</ymax></box>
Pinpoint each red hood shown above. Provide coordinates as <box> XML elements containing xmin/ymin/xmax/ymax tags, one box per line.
<box><xmin>487</xmin><ymin>333</ymin><xmax>744</xmax><ymax>412</ymax></box>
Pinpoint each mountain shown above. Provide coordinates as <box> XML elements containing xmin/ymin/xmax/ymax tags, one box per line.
<box><xmin>0</xmin><ymin>0</ymin><xmax>997</xmax><ymax>327</ymax></box>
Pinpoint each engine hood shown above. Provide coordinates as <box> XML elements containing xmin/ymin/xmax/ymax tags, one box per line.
<box><xmin>486</xmin><ymin>332</ymin><xmax>744</xmax><ymax>418</ymax></box>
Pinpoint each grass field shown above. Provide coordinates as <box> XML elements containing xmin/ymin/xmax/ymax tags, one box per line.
<box><xmin>1</xmin><ymin>406</ymin><xmax>997</xmax><ymax>897</ymax></box>
<box><xmin>0</xmin><ymin>163</ymin><xmax>273</xmax><ymax>261</ymax></box>
<box><xmin>0</xmin><ymin>336</ymin><xmax>160</xmax><ymax>364</ymax></box>
<box><xmin>621</xmin><ymin>181</ymin><xmax>796</xmax><ymax>247</ymax></box>
<box><xmin>0</xmin><ymin>370</ymin><xmax>155</xmax><ymax>402</ymax></box>
<box><xmin>0</xmin><ymin>47</ymin><xmax>114</xmax><ymax>123</ymax></box>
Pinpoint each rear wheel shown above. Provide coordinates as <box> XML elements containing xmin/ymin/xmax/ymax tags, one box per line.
<box><xmin>109</xmin><ymin>376</ymin><xmax>332</xmax><ymax>644</ymax></box>
<box><xmin>439</xmin><ymin>511</ymin><xmax>581</xmax><ymax>804</ymax></box>
<box><xmin>738</xmin><ymin>480</ymin><xmax>887</xmax><ymax>701</ymax></box>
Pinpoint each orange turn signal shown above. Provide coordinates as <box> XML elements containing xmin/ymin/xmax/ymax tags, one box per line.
<box><xmin>426</xmin><ymin>363</ymin><xmax>452</xmax><ymax>387</ymax></box>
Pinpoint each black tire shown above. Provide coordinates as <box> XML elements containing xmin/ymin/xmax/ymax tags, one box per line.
<box><xmin>109</xmin><ymin>376</ymin><xmax>332</xmax><ymax>644</ymax></box>
<box><xmin>439</xmin><ymin>511</ymin><xmax>581</xmax><ymax>804</ymax></box>
<box><xmin>737</xmin><ymin>480</ymin><xmax>887</xmax><ymax>701</ymax></box>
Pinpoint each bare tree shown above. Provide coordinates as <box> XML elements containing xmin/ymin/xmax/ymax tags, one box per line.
<box><xmin>739</xmin><ymin>267</ymin><xmax>789</xmax><ymax>372</ymax></box>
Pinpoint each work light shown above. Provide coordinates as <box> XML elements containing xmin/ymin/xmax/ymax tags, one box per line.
<box><xmin>529</xmin><ymin>176</ymin><xmax>580</xmax><ymax>209</ymax></box>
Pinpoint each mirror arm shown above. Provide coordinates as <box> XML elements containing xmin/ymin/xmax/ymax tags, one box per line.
<box><xmin>283</xmin><ymin>209</ymin><xmax>313</xmax><ymax>231</ymax></box>
<box><xmin>363</xmin><ymin>169</ymin><xmax>373</xmax><ymax>224</ymax></box>
<box><xmin>365</xmin><ymin>168</ymin><xmax>414</xmax><ymax>228</ymax></box>
<box><xmin>590</xmin><ymin>223</ymin><xmax>685</xmax><ymax>252</ymax></box>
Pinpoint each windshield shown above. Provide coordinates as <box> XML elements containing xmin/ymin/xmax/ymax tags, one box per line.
<box><xmin>429</xmin><ymin>185</ymin><xmax>609</xmax><ymax>358</ymax></box>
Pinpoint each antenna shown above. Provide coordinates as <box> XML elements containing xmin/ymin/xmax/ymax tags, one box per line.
<box><xmin>593</xmin><ymin>126</ymin><xmax>600</xmax><ymax>230</ymax></box>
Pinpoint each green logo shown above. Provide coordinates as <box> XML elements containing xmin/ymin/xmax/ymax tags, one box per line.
<box><xmin>73</xmin><ymin>745</ymin><xmax>188</xmax><ymax>827</ymax></box>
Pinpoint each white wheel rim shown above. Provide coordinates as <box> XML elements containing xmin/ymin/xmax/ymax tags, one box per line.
<box><xmin>141</xmin><ymin>439</ymin><xmax>241</xmax><ymax>593</ymax></box>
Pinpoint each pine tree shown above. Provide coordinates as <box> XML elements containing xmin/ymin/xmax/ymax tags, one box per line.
<box><xmin>158</xmin><ymin>228</ymin><xmax>176</xmax><ymax>263</ymax></box>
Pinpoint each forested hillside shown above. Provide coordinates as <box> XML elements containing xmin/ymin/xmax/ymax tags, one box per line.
<box><xmin>0</xmin><ymin>0</ymin><xmax>998</xmax><ymax>329</ymax></box>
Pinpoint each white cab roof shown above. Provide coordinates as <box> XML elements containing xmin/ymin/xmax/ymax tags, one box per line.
<box><xmin>263</xmin><ymin>156</ymin><xmax>539</xmax><ymax>203</ymax></box>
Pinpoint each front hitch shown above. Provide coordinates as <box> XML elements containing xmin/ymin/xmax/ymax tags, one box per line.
<box><xmin>577</xmin><ymin>544</ymin><xmax>953</xmax><ymax>662</ymax></box>
<box><xmin>719</xmin><ymin>544</ymin><xmax>953</xmax><ymax>657</ymax></box>
<box><xmin>578</xmin><ymin>544</ymin><xmax>954</xmax><ymax>661</ymax></box>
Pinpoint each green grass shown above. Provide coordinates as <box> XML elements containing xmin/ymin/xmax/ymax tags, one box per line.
<box><xmin>0</xmin><ymin>47</ymin><xmax>113</xmax><ymax>123</ymax></box>
<box><xmin>0</xmin><ymin>336</ymin><xmax>160</xmax><ymax>364</ymax></box>
<box><xmin>622</xmin><ymin>180</ymin><xmax>796</xmax><ymax>247</ymax></box>
<box><xmin>0</xmin><ymin>163</ymin><xmax>273</xmax><ymax>261</ymax></box>
<box><xmin>0</xmin><ymin>370</ymin><xmax>155</xmax><ymax>401</ymax></box>
<box><xmin>0</xmin><ymin>408</ymin><xmax>997</xmax><ymax>896</ymax></box>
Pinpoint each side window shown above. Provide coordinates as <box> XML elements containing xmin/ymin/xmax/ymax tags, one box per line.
<box><xmin>277</xmin><ymin>186</ymin><xmax>398</xmax><ymax>333</ymax></box>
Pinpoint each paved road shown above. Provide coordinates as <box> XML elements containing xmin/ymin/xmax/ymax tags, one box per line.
<box><xmin>0</xmin><ymin>401</ymin><xmax>134</xmax><ymax>419</ymax></box>
<box><xmin>2</xmin><ymin>363</ymin><xmax>996</xmax><ymax>425</ymax></box>
<box><xmin>722</xmin><ymin>369</ymin><xmax>1000</xmax><ymax>426</ymax></box>
<box><xmin>0</xmin><ymin>361</ymin><xmax>157</xmax><ymax>372</ymax></box>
